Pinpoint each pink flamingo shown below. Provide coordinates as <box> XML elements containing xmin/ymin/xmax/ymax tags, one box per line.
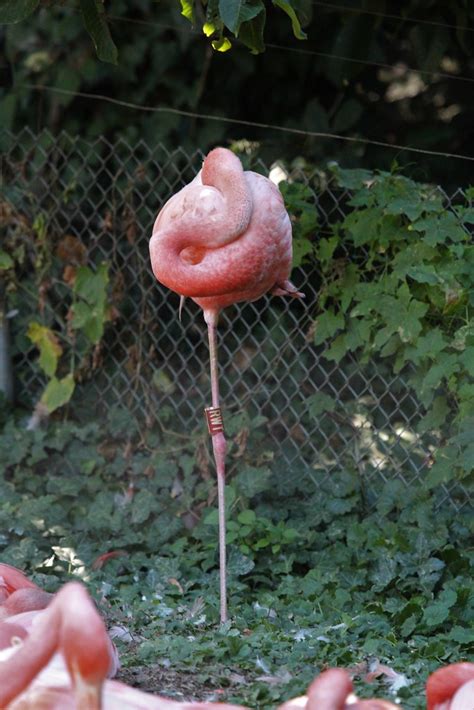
<box><xmin>426</xmin><ymin>663</ymin><xmax>474</xmax><ymax>709</ymax></box>
<box><xmin>149</xmin><ymin>147</ymin><xmax>303</xmax><ymax>622</ymax></box>
<box><xmin>279</xmin><ymin>668</ymin><xmax>399</xmax><ymax>710</ymax></box>
<box><xmin>0</xmin><ymin>580</ymin><xmax>248</xmax><ymax>709</ymax></box>
<box><xmin>0</xmin><ymin>562</ymin><xmax>53</xmax><ymax>621</ymax></box>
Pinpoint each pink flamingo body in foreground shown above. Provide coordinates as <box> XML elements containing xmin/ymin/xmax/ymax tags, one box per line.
<box><xmin>279</xmin><ymin>668</ymin><xmax>399</xmax><ymax>710</ymax></box>
<box><xmin>426</xmin><ymin>663</ymin><xmax>474</xmax><ymax>710</ymax></box>
<box><xmin>150</xmin><ymin>148</ymin><xmax>303</xmax><ymax>622</ymax></box>
<box><xmin>0</xmin><ymin>578</ymin><xmax>244</xmax><ymax>710</ymax></box>
<box><xmin>1</xmin><ymin>565</ymin><xmax>472</xmax><ymax>709</ymax></box>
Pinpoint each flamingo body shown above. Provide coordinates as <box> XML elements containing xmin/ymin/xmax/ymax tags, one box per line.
<box><xmin>426</xmin><ymin>663</ymin><xmax>474</xmax><ymax>710</ymax></box>
<box><xmin>0</xmin><ymin>564</ymin><xmax>41</xmax><ymax>597</ymax></box>
<box><xmin>278</xmin><ymin>668</ymin><xmax>399</xmax><ymax>710</ymax></box>
<box><xmin>149</xmin><ymin>148</ymin><xmax>301</xmax><ymax>317</ymax></box>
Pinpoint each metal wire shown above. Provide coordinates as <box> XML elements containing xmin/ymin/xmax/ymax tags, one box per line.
<box><xmin>17</xmin><ymin>85</ymin><xmax>474</xmax><ymax>163</ymax></box>
<box><xmin>2</xmin><ymin>129</ymin><xmax>471</xmax><ymax>511</ymax></box>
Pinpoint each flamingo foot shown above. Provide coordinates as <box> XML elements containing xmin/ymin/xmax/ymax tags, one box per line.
<box><xmin>271</xmin><ymin>279</ymin><xmax>305</xmax><ymax>299</ymax></box>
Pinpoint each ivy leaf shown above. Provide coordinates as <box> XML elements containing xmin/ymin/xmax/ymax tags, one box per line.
<box><xmin>234</xmin><ymin>466</ymin><xmax>272</xmax><ymax>497</ymax></box>
<box><xmin>0</xmin><ymin>250</ymin><xmax>13</xmax><ymax>269</ymax></box>
<box><xmin>447</xmin><ymin>626</ymin><xmax>474</xmax><ymax>644</ymax></box>
<box><xmin>330</xmin><ymin>164</ymin><xmax>373</xmax><ymax>190</ymax></box>
<box><xmin>420</xmin><ymin>355</ymin><xmax>460</xmax><ymax>397</ymax></box>
<box><xmin>417</xmin><ymin>397</ymin><xmax>449</xmax><ymax>433</ymax></box>
<box><xmin>459</xmin><ymin>347</ymin><xmax>474</xmax><ymax>376</ymax></box>
<box><xmin>292</xmin><ymin>237</ymin><xmax>313</xmax><ymax>267</ymax></box>
<box><xmin>411</xmin><ymin>213</ymin><xmax>467</xmax><ymax>246</ymax></box>
<box><xmin>406</xmin><ymin>265</ymin><xmax>440</xmax><ymax>285</ymax></box>
<box><xmin>308</xmin><ymin>393</ymin><xmax>336</xmax><ymax>417</ymax></box>
<box><xmin>72</xmin><ymin>263</ymin><xmax>109</xmax><ymax>343</ymax></box>
<box><xmin>313</xmin><ymin>309</ymin><xmax>345</xmax><ymax>345</ymax></box>
<box><xmin>325</xmin><ymin>333</ymin><xmax>353</xmax><ymax>362</ymax></box>
<box><xmin>227</xmin><ymin>548</ymin><xmax>255</xmax><ymax>577</ymax></box>
<box><xmin>404</xmin><ymin>329</ymin><xmax>447</xmax><ymax>364</ymax></box>
<box><xmin>0</xmin><ymin>0</ymin><xmax>39</xmax><ymax>24</ymax></box>
<box><xmin>424</xmin><ymin>447</ymin><xmax>457</xmax><ymax>488</ymax></box>
<box><xmin>422</xmin><ymin>602</ymin><xmax>451</xmax><ymax>627</ymax></box>
<box><xmin>422</xmin><ymin>589</ymin><xmax>457</xmax><ymax>628</ymax></box>
<box><xmin>40</xmin><ymin>374</ymin><xmax>75</xmax><ymax>413</ymax></box>
<box><xmin>344</xmin><ymin>208</ymin><xmax>384</xmax><ymax>246</ymax></box>
<box><xmin>79</xmin><ymin>0</ymin><xmax>118</xmax><ymax>64</ymax></box>
<box><xmin>273</xmin><ymin>0</ymin><xmax>307</xmax><ymax>40</ymax></box>
<box><xmin>27</xmin><ymin>323</ymin><xmax>62</xmax><ymax>377</ymax></box>
<box><xmin>131</xmin><ymin>490</ymin><xmax>157</xmax><ymax>524</ymax></box>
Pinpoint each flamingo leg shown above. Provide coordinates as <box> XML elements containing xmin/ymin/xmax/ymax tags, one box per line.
<box><xmin>204</xmin><ymin>311</ymin><xmax>228</xmax><ymax>624</ymax></box>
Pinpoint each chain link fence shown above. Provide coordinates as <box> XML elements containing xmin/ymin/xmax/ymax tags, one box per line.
<box><xmin>1</xmin><ymin>129</ymin><xmax>471</xmax><ymax>510</ymax></box>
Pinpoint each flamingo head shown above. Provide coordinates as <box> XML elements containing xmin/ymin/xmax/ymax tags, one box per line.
<box><xmin>59</xmin><ymin>583</ymin><xmax>111</xmax><ymax>709</ymax></box>
<box><xmin>201</xmin><ymin>147</ymin><xmax>243</xmax><ymax>185</ymax></box>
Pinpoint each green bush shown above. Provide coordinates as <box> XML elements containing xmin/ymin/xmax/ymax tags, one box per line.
<box><xmin>283</xmin><ymin>165</ymin><xmax>474</xmax><ymax>495</ymax></box>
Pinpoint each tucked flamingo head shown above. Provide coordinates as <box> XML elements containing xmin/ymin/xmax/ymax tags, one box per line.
<box><xmin>426</xmin><ymin>663</ymin><xmax>474</xmax><ymax>710</ymax></box>
<box><xmin>59</xmin><ymin>583</ymin><xmax>112</xmax><ymax>709</ymax></box>
<box><xmin>149</xmin><ymin>145</ymin><xmax>300</xmax><ymax>319</ymax></box>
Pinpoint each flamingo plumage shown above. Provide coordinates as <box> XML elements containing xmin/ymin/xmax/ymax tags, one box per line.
<box><xmin>149</xmin><ymin>147</ymin><xmax>303</xmax><ymax>622</ymax></box>
<box><xmin>0</xmin><ymin>579</ymin><xmax>247</xmax><ymax>709</ymax></box>
<box><xmin>426</xmin><ymin>663</ymin><xmax>474</xmax><ymax>710</ymax></box>
<box><xmin>279</xmin><ymin>668</ymin><xmax>399</xmax><ymax>710</ymax></box>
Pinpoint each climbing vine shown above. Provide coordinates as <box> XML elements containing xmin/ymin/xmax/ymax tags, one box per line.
<box><xmin>283</xmin><ymin>166</ymin><xmax>474</xmax><ymax>492</ymax></box>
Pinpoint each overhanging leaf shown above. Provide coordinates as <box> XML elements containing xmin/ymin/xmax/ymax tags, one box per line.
<box><xmin>219</xmin><ymin>0</ymin><xmax>264</xmax><ymax>35</ymax></box>
<box><xmin>212</xmin><ymin>36</ymin><xmax>232</xmax><ymax>51</ymax></box>
<box><xmin>273</xmin><ymin>0</ymin><xmax>307</xmax><ymax>39</ymax></box>
<box><xmin>180</xmin><ymin>0</ymin><xmax>195</xmax><ymax>24</ymax></box>
<box><xmin>0</xmin><ymin>0</ymin><xmax>39</xmax><ymax>24</ymax></box>
<box><xmin>79</xmin><ymin>0</ymin><xmax>118</xmax><ymax>64</ymax></box>
<box><xmin>235</xmin><ymin>4</ymin><xmax>266</xmax><ymax>52</ymax></box>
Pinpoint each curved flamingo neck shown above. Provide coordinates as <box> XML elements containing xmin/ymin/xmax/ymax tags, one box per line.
<box><xmin>201</xmin><ymin>148</ymin><xmax>253</xmax><ymax>241</ymax></box>
<box><xmin>149</xmin><ymin>148</ymin><xmax>255</xmax><ymax>302</ymax></box>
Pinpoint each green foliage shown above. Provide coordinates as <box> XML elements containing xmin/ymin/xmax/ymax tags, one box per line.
<box><xmin>284</xmin><ymin>166</ymin><xmax>474</xmax><ymax>495</ymax></box>
<box><xmin>2</xmin><ymin>1</ymin><xmax>474</xmax><ymax>186</ymax></box>
<box><xmin>0</xmin><ymin>413</ymin><xmax>472</xmax><ymax>707</ymax></box>
<box><xmin>4</xmin><ymin>206</ymin><xmax>112</xmax><ymax>414</ymax></box>
<box><xmin>71</xmin><ymin>263</ymin><xmax>110</xmax><ymax>344</ymax></box>
<box><xmin>2</xmin><ymin>151</ymin><xmax>474</xmax><ymax>702</ymax></box>
<box><xmin>80</xmin><ymin>0</ymin><xmax>118</xmax><ymax>64</ymax></box>
<box><xmin>0</xmin><ymin>0</ymin><xmax>308</xmax><ymax>56</ymax></box>
<box><xmin>40</xmin><ymin>374</ymin><xmax>75</xmax><ymax>414</ymax></box>
<box><xmin>0</xmin><ymin>0</ymin><xmax>38</xmax><ymax>24</ymax></box>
